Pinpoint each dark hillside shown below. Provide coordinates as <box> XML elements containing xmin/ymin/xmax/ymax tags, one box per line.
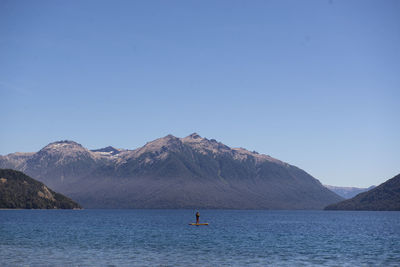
<box><xmin>325</xmin><ymin>173</ymin><xmax>400</xmax><ymax>211</ymax></box>
<box><xmin>0</xmin><ymin>169</ymin><xmax>81</xmax><ymax>209</ymax></box>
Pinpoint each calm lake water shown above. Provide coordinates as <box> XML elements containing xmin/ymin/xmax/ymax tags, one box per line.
<box><xmin>0</xmin><ymin>210</ymin><xmax>399</xmax><ymax>266</ymax></box>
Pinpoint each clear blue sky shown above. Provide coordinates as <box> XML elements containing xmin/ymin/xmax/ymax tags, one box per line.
<box><xmin>1</xmin><ymin>0</ymin><xmax>399</xmax><ymax>187</ymax></box>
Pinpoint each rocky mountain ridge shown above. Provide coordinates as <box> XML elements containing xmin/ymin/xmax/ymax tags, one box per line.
<box><xmin>0</xmin><ymin>133</ymin><xmax>343</xmax><ymax>209</ymax></box>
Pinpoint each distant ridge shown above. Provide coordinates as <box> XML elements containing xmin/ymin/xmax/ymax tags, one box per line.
<box><xmin>324</xmin><ymin>185</ymin><xmax>376</xmax><ymax>199</ymax></box>
<box><xmin>0</xmin><ymin>134</ymin><xmax>343</xmax><ymax>209</ymax></box>
<box><xmin>0</xmin><ymin>169</ymin><xmax>81</xmax><ymax>209</ymax></box>
<box><xmin>325</xmin><ymin>173</ymin><xmax>400</xmax><ymax>211</ymax></box>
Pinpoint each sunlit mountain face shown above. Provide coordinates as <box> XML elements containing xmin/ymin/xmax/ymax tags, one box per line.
<box><xmin>0</xmin><ymin>134</ymin><xmax>343</xmax><ymax>209</ymax></box>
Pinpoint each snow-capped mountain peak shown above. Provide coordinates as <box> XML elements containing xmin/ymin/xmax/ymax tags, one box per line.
<box><xmin>91</xmin><ymin>146</ymin><xmax>122</xmax><ymax>156</ymax></box>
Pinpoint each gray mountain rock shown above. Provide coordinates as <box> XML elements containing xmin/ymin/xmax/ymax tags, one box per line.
<box><xmin>0</xmin><ymin>134</ymin><xmax>343</xmax><ymax>209</ymax></box>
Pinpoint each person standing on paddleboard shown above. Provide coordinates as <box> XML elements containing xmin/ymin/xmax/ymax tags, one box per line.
<box><xmin>196</xmin><ymin>211</ymin><xmax>200</xmax><ymax>224</ymax></box>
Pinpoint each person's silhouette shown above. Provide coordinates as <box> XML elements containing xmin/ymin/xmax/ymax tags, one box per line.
<box><xmin>196</xmin><ymin>211</ymin><xmax>200</xmax><ymax>224</ymax></box>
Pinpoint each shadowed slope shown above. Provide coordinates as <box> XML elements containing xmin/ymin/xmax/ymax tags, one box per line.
<box><xmin>0</xmin><ymin>169</ymin><xmax>81</xmax><ymax>209</ymax></box>
<box><xmin>325</xmin><ymin>173</ymin><xmax>400</xmax><ymax>211</ymax></box>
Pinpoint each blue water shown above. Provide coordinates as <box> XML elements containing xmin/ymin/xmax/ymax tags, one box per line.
<box><xmin>1</xmin><ymin>210</ymin><xmax>399</xmax><ymax>266</ymax></box>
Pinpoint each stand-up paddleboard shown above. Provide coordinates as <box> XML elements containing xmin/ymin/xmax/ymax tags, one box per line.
<box><xmin>189</xmin><ymin>223</ymin><xmax>209</xmax><ymax>226</ymax></box>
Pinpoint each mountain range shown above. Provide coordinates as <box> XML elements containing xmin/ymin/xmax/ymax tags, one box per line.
<box><xmin>0</xmin><ymin>133</ymin><xmax>343</xmax><ymax>209</ymax></box>
<box><xmin>324</xmin><ymin>185</ymin><xmax>376</xmax><ymax>199</ymax></box>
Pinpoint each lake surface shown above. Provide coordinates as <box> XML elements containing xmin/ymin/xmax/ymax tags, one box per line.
<box><xmin>1</xmin><ymin>210</ymin><xmax>399</xmax><ymax>266</ymax></box>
